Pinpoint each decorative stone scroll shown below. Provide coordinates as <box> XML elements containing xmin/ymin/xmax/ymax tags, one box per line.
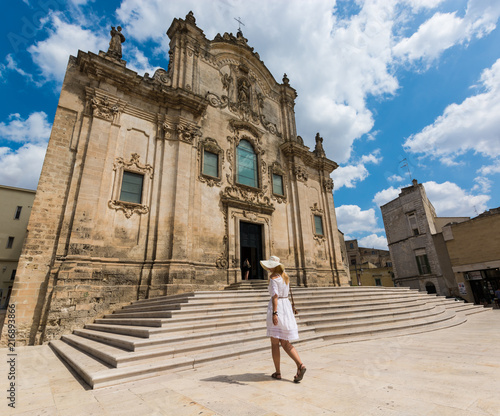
<box><xmin>108</xmin><ymin>200</ymin><xmax>149</xmax><ymax>219</ymax></box>
<box><xmin>293</xmin><ymin>165</ymin><xmax>308</xmax><ymax>182</ymax></box>
<box><xmin>323</xmin><ymin>177</ymin><xmax>334</xmax><ymax>193</ymax></box>
<box><xmin>177</xmin><ymin>123</ymin><xmax>202</xmax><ymax>144</ymax></box>
<box><xmin>91</xmin><ymin>96</ymin><xmax>120</xmax><ymax>121</ymax></box>
<box><xmin>160</xmin><ymin>119</ymin><xmax>201</xmax><ymax>144</ymax></box>
<box><xmin>220</xmin><ymin>185</ymin><xmax>274</xmax><ymax>214</ymax></box>
<box><xmin>206</xmin><ymin>92</ymin><xmax>229</xmax><ymax>109</ymax></box>
<box><xmin>152</xmin><ymin>68</ymin><xmax>172</xmax><ymax>87</ymax></box>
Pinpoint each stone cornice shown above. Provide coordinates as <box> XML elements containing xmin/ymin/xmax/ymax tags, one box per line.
<box><xmin>280</xmin><ymin>141</ymin><xmax>338</xmax><ymax>173</ymax></box>
<box><xmin>77</xmin><ymin>50</ymin><xmax>208</xmax><ymax>117</ymax></box>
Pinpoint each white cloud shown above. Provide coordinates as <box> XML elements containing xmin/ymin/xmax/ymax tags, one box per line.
<box><xmin>332</xmin><ymin>150</ymin><xmax>383</xmax><ymax>189</ymax></box>
<box><xmin>28</xmin><ymin>12</ymin><xmax>108</xmax><ymax>84</ymax></box>
<box><xmin>126</xmin><ymin>46</ymin><xmax>159</xmax><ymax>77</ymax></box>
<box><xmin>358</xmin><ymin>234</ymin><xmax>388</xmax><ymax>250</ymax></box>
<box><xmin>0</xmin><ymin>54</ymin><xmax>37</xmax><ymax>84</ymax></box>
<box><xmin>0</xmin><ymin>143</ymin><xmax>46</xmax><ymax>189</ymax></box>
<box><xmin>423</xmin><ymin>180</ymin><xmax>490</xmax><ymax>216</ymax></box>
<box><xmin>116</xmin><ymin>0</ymin><xmax>403</xmax><ymax>163</ymax></box>
<box><xmin>388</xmin><ymin>174</ymin><xmax>405</xmax><ymax>182</ymax></box>
<box><xmin>472</xmin><ymin>176</ymin><xmax>492</xmax><ymax>193</ymax></box>
<box><xmin>335</xmin><ymin>205</ymin><xmax>384</xmax><ymax>235</ymax></box>
<box><xmin>332</xmin><ymin>164</ymin><xmax>369</xmax><ymax>189</ymax></box>
<box><xmin>394</xmin><ymin>0</ymin><xmax>500</xmax><ymax>65</ymax></box>
<box><xmin>404</xmin><ymin>58</ymin><xmax>500</xmax><ymax>163</ymax></box>
<box><xmin>0</xmin><ymin>112</ymin><xmax>52</xmax><ymax>144</ymax></box>
<box><xmin>374</xmin><ymin>181</ymin><xmax>490</xmax><ymax>216</ymax></box>
<box><xmin>373</xmin><ymin>186</ymin><xmax>404</xmax><ymax>207</ymax></box>
<box><xmin>478</xmin><ymin>159</ymin><xmax>500</xmax><ymax>175</ymax></box>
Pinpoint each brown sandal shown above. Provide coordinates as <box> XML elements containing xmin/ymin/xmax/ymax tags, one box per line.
<box><xmin>293</xmin><ymin>364</ymin><xmax>306</xmax><ymax>383</ymax></box>
<box><xmin>271</xmin><ymin>372</ymin><xmax>281</xmax><ymax>380</ymax></box>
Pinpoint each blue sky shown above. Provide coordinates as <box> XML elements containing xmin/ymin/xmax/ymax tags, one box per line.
<box><xmin>1</xmin><ymin>0</ymin><xmax>499</xmax><ymax>250</ymax></box>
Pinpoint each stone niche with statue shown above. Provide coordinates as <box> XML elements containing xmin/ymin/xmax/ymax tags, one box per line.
<box><xmin>5</xmin><ymin>11</ymin><xmax>349</xmax><ymax>345</ymax></box>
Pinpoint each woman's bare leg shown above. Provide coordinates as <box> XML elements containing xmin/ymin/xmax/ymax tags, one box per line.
<box><xmin>270</xmin><ymin>337</ymin><xmax>281</xmax><ymax>373</ymax></box>
<box><xmin>280</xmin><ymin>340</ymin><xmax>302</xmax><ymax>368</ymax></box>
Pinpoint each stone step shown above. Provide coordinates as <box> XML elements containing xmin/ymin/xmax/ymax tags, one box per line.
<box><xmin>116</xmin><ymin>293</ymin><xmax>429</xmax><ymax>314</ymax></box>
<box><xmin>50</xmin><ymin>286</ymin><xmax>477</xmax><ymax>389</ymax></box>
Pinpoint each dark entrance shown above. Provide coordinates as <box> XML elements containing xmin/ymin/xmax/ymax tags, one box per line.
<box><xmin>240</xmin><ymin>221</ymin><xmax>264</xmax><ymax>280</ymax></box>
<box><xmin>425</xmin><ymin>282</ymin><xmax>437</xmax><ymax>294</ymax></box>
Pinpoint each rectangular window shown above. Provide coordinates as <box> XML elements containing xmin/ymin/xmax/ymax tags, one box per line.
<box><xmin>6</xmin><ymin>237</ymin><xmax>15</xmax><ymax>249</ymax></box>
<box><xmin>120</xmin><ymin>171</ymin><xmax>144</xmax><ymax>204</ymax></box>
<box><xmin>350</xmin><ymin>258</ymin><xmax>356</xmax><ymax>265</ymax></box>
<box><xmin>272</xmin><ymin>173</ymin><xmax>284</xmax><ymax>195</ymax></box>
<box><xmin>407</xmin><ymin>212</ymin><xmax>419</xmax><ymax>235</ymax></box>
<box><xmin>375</xmin><ymin>278</ymin><xmax>382</xmax><ymax>286</ymax></box>
<box><xmin>14</xmin><ymin>206</ymin><xmax>22</xmax><ymax>220</ymax></box>
<box><xmin>314</xmin><ymin>215</ymin><xmax>324</xmax><ymax>235</ymax></box>
<box><xmin>416</xmin><ymin>254</ymin><xmax>431</xmax><ymax>275</ymax></box>
<box><xmin>10</xmin><ymin>269</ymin><xmax>16</xmax><ymax>280</ymax></box>
<box><xmin>203</xmin><ymin>150</ymin><xmax>218</xmax><ymax>177</ymax></box>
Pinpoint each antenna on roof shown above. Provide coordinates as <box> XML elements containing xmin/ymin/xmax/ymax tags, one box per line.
<box><xmin>399</xmin><ymin>158</ymin><xmax>413</xmax><ymax>182</ymax></box>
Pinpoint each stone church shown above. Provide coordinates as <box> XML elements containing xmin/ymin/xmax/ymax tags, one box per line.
<box><xmin>6</xmin><ymin>12</ymin><xmax>349</xmax><ymax>345</ymax></box>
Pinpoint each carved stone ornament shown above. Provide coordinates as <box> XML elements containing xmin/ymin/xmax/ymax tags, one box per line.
<box><xmin>108</xmin><ymin>200</ymin><xmax>149</xmax><ymax>219</ymax></box>
<box><xmin>293</xmin><ymin>165</ymin><xmax>308</xmax><ymax>182</ymax></box>
<box><xmin>206</xmin><ymin>92</ymin><xmax>229</xmax><ymax>109</ymax></box>
<box><xmin>313</xmin><ymin>234</ymin><xmax>326</xmax><ymax>244</ymax></box>
<box><xmin>220</xmin><ymin>185</ymin><xmax>274</xmax><ymax>213</ymax></box>
<box><xmin>162</xmin><ymin>121</ymin><xmax>175</xmax><ymax>140</ymax></box>
<box><xmin>152</xmin><ymin>68</ymin><xmax>172</xmax><ymax>87</ymax></box>
<box><xmin>311</xmin><ymin>202</ymin><xmax>324</xmax><ymax>215</ymax></box>
<box><xmin>113</xmin><ymin>153</ymin><xmax>153</xmax><ymax>177</ymax></box>
<box><xmin>177</xmin><ymin>123</ymin><xmax>202</xmax><ymax>144</ymax></box>
<box><xmin>91</xmin><ymin>96</ymin><xmax>120</xmax><ymax>121</ymax></box>
<box><xmin>323</xmin><ymin>177</ymin><xmax>334</xmax><ymax>193</ymax></box>
<box><xmin>216</xmin><ymin>208</ymin><xmax>229</xmax><ymax>269</ymax></box>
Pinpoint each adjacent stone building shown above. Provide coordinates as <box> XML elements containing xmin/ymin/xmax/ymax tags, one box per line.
<box><xmin>442</xmin><ymin>208</ymin><xmax>500</xmax><ymax>304</ymax></box>
<box><xmin>345</xmin><ymin>239</ymin><xmax>393</xmax><ymax>287</ymax></box>
<box><xmin>0</xmin><ymin>185</ymin><xmax>35</xmax><ymax>308</ymax></box>
<box><xmin>4</xmin><ymin>12</ymin><xmax>349</xmax><ymax>345</ymax></box>
<box><xmin>381</xmin><ymin>180</ymin><xmax>469</xmax><ymax>295</ymax></box>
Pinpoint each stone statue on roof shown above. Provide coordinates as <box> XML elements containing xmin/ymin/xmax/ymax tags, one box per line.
<box><xmin>107</xmin><ymin>26</ymin><xmax>125</xmax><ymax>60</ymax></box>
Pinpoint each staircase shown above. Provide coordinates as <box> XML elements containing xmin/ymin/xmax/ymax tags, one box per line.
<box><xmin>49</xmin><ymin>286</ymin><xmax>488</xmax><ymax>389</ymax></box>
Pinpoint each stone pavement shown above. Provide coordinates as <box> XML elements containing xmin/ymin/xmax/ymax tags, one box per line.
<box><xmin>2</xmin><ymin>309</ymin><xmax>499</xmax><ymax>416</ymax></box>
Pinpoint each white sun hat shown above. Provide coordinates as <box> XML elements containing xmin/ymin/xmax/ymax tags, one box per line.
<box><xmin>260</xmin><ymin>255</ymin><xmax>283</xmax><ymax>271</ymax></box>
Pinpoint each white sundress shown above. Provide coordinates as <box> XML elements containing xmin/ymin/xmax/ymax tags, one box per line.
<box><xmin>266</xmin><ymin>276</ymin><xmax>299</xmax><ymax>341</ymax></box>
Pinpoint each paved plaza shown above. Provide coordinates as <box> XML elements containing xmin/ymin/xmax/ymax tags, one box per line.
<box><xmin>2</xmin><ymin>309</ymin><xmax>499</xmax><ymax>416</ymax></box>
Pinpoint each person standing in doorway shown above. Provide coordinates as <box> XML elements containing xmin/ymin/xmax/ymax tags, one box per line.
<box><xmin>242</xmin><ymin>258</ymin><xmax>251</xmax><ymax>280</ymax></box>
<box><xmin>260</xmin><ymin>255</ymin><xmax>306</xmax><ymax>383</ymax></box>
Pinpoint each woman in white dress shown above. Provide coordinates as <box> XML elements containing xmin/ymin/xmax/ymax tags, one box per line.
<box><xmin>260</xmin><ymin>256</ymin><xmax>306</xmax><ymax>383</ymax></box>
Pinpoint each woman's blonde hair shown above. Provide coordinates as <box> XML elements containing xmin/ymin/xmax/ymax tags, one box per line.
<box><xmin>272</xmin><ymin>264</ymin><xmax>290</xmax><ymax>285</ymax></box>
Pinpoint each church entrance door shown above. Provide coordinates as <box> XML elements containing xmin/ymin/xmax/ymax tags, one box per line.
<box><xmin>240</xmin><ymin>221</ymin><xmax>264</xmax><ymax>280</ymax></box>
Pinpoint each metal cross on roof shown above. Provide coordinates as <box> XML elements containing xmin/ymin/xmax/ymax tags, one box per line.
<box><xmin>234</xmin><ymin>17</ymin><xmax>245</xmax><ymax>31</ymax></box>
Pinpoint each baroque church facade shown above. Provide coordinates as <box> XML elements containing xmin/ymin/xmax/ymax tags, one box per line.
<box><xmin>6</xmin><ymin>12</ymin><xmax>348</xmax><ymax>345</ymax></box>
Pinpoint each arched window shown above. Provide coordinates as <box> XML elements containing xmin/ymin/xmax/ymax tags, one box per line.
<box><xmin>236</xmin><ymin>139</ymin><xmax>258</xmax><ymax>187</ymax></box>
